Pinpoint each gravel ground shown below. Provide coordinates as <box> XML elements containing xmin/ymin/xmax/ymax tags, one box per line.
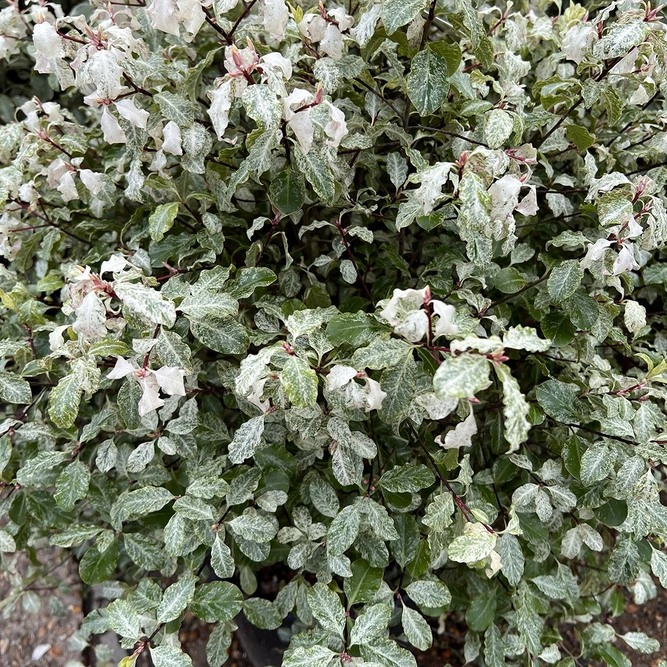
<box><xmin>0</xmin><ymin>551</ymin><xmax>83</xmax><ymax>667</ymax></box>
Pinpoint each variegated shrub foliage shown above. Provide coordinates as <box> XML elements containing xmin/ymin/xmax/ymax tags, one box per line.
<box><xmin>1</xmin><ymin>0</ymin><xmax>667</xmax><ymax>665</ymax></box>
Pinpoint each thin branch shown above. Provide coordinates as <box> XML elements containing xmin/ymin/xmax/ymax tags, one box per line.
<box><xmin>536</xmin><ymin>56</ymin><xmax>622</xmax><ymax>149</ymax></box>
<box><xmin>481</xmin><ymin>271</ymin><xmax>551</xmax><ymax>315</ymax></box>
<box><xmin>407</xmin><ymin>423</ymin><xmax>496</xmax><ymax>534</ymax></box>
<box><xmin>255</xmin><ymin>213</ymin><xmax>281</xmax><ymax>266</ymax></box>
<box><xmin>562</xmin><ymin>422</ymin><xmax>639</xmax><ymax>447</ymax></box>
<box><xmin>142</xmin><ymin>325</ymin><xmax>161</xmax><ymax>370</ymax></box>
<box><xmin>8</xmin><ymin>199</ymin><xmax>93</xmax><ymax>246</ymax></box>
<box><xmin>419</xmin><ymin>0</ymin><xmax>437</xmax><ymax>51</ymax></box>
<box><xmin>228</xmin><ymin>0</ymin><xmax>257</xmax><ymax>41</ymax></box>
<box><xmin>202</xmin><ymin>5</ymin><xmax>230</xmax><ymax>41</ymax></box>
<box><xmin>334</xmin><ymin>219</ymin><xmax>375</xmax><ymax>306</ymax></box>
<box><xmin>411</xmin><ymin>125</ymin><xmax>489</xmax><ymax>148</ymax></box>
<box><xmin>122</xmin><ymin>73</ymin><xmax>153</xmax><ymax>97</ymax></box>
<box><xmin>354</xmin><ymin>78</ymin><xmax>402</xmax><ymax>118</ymax></box>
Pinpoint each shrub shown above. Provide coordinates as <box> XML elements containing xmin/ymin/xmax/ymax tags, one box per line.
<box><xmin>1</xmin><ymin>0</ymin><xmax>667</xmax><ymax>665</ymax></box>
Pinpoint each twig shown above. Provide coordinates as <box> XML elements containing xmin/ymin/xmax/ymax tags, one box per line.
<box><xmin>334</xmin><ymin>219</ymin><xmax>375</xmax><ymax>306</ymax></box>
<box><xmin>480</xmin><ymin>271</ymin><xmax>551</xmax><ymax>315</ymax></box>
<box><xmin>228</xmin><ymin>0</ymin><xmax>257</xmax><ymax>41</ymax></box>
<box><xmin>536</xmin><ymin>56</ymin><xmax>622</xmax><ymax>149</ymax></box>
<box><xmin>202</xmin><ymin>5</ymin><xmax>230</xmax><ymax>41</ymax></box>
<box><xmin>411</xmin><ymin>125</ymin><xmax>489</xmax><ymax>148</ymax></box>
<box><xmin>419</xmin><ymin>0</ymin><xmax>437</xmax><ymax>51</ymax></box>
<box><xmin>8</xmin><ymin>199</ymin><xmax>93</xmax><ymax>246</ymax></box>
<box><xmin>255</xmin><ymin>213</ymin><xmax>281</xmax><ymax>266</ymax></box>
<box><xmin>407</xmin><ymin>423</ymin><xmax>496</xmax><ymax>534</ymax></box>
<box><xmin>142</xmin><ymin>325</ymin><xmax>161</xmax><ymax>370</ymax></box>
<box><xmin>122</xmin><ymin>73</ymin><xmax>153</xmax><ymax>97</ymax></box>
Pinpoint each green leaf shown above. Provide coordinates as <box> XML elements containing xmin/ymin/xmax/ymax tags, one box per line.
<box><xmin>503</xmin><ymin>325</ymin><xmax>551</xmax><ymax>352</ymax></box>
<box><xmin>466</xmin><ymin>588</ymin><xmax>496</xmax><ymax>632</ymax></box>
<box><xmin>327</xmin><ymin>504</ymin><xmax>361</xmax><ymax>556</ymax></box>
<box><xmin>433</xmin><ymin>355</ymin><xmax>491</xmax><ymax>399</ymax></box>
<box><xmin>309</xmin><ymin>476</ymin><xmax>340</xmax><ymax>518</ymax></box>
<box><xmin>389</xmin><ymin>514</ymin><xmax>420</xmax><ymax>568</ymax></box>
<box><xmin>114</xmin><ymin>281</ymin><xmax>177</xmax><ymax>327</ymax></box>
<box><xmin>596</xmin><ymin>644</ymin><xmax>632</xmax><ymax>667</ymax></box>
<box><xmin>620</xmin><ymin>631</ymin><xmax>660</xmax><ymax>654</ymax></box>
<box><xmin>405</xmin><ymin>580</ymin><xmax>451</xmax><ymax>608</ymax></box>
<box><xmin>430</xmin><ymin>41</ymin><xmax>462</xmax><ymax>76</ymax></box>
<box><xmin>564</xmin><ymin>292</ymin><xmax>599</xmax><ymax>330</ymax></box>
<box><xmin>283</xmin><ymin>645</ymin><xmax>337</xmax><ymax>667</ymax></box>
<box><xmin>54</xmin><ymin>460</ymin><xmax>91</xmax><ymax>512</ymax></box>
<box><xmin>0</xmin><ymin>371</ymin><xmax>32</xmax><ymax>404</ymax></box>
<box><xmin>149</xmin><ymin>202</ymin><xmax>179</xmax><ymax>242</ymax></box>
<box><xmin>242</xmin><ymin>85</ymin><xmax>282</xmax><ymax>129</ymax></box>
<box><xmin>110</xmin><ymin>486</ymin><xmax>174</xmax><ymax>528</ymax></box>
<box><xmin>650</xmin><ymin>548</ymin><xmax>667</xmax><ymax>586</ymax></box>
<box><xmin>447</xmin><ymin>522</ymin><xmax>497</xmax><ymax>563</ymax></box>
<box><xmin>157</xmin><ymin>572</ymin><xmax>197</xmax><ymax>624</ymax></box>
<box><xmin>423</xmin><ymin>493</ymin><xmax>455</xmax><ymax>531</ymax></box>
<box><xmin>173</xmin><ymin>495</ymin><xmax>216</xmax><ymax>521</ymax></box>
<box><xmin>211</xmin><ymin>535</ymin><xmax>235</xmax><ymax>579</ymax></box>
<box><xmin>494</xmin><ymin>267</ymin><xmax>527</xmax><ymax>294</ymax></box>
<box><xmin>243</xmin><ymin>597</ymin><xmax>283</xmax><ymax>630</ymax></box>
<box><xmin>566</xmin><ymin>124</ymin><xmax>595</xmax><ymax>151</ymax></box>
<box><xmin>326</xmin><ymin>312</ymin><xmax>377</xmax><ymax>347</ymax></box>
<box><xmin>531</xmin><ymin>575</ymin><xmax>566</xmax><ymax>599</ymax></box>
<box><xmin>190</xmin><ymin>581</ymin><xmax>243</xmax><ymax>622</ymax></box>
<box><xmin>547</xmin><ymin>260</ymin><xmax>584</xmax><ymax>303</ymax></box>
<box><xmin>350</xmin><ymin>603</ymin><xmax>391</xmax><ymax>645</ymax></box>
<box><xmin>16</xmin><ymin>451</ymin><xmax>67</xmax><ymax>486</ymax></box>
<box><xmin>179</xmin><ymin>291</ymin><xmax>238</xmax><ymax>320</ymax></box>
<box><xmin>155</xmin><ymin>91</ymin><xmax>196</xmax><ymax>126</ymax></box>
<box><xmin>360</xmin><ymin>497</ymin><xmax>400</xmax><ymax>540</ymax></box>
<box><xmin>206</xmin><ymin>622</ymin><xmax>235</xmax><ymax>667</ymax></box>
<box><xmin>226</xmin><ymin>267</ymin><xmax>277</xmax><ymax>299</ymax></box>
<box><xmin>379</xmin><ymin>463</ymin><xmax>434</xmax><ymax>493</ymax></box>
<box><xmin>484</xmin><ymin>624</ymin><xmax>505</xmax><ymax>667</ymax></box>
<box><xmin>484</xmin><ymin>109</ymin><xmax>513</xmax><ymax>149</ymax></box>
<box><xmin>79</xmin><ymin>541</ymin><xmax>119</xmax><ymax>585</ymax></box>
<box><xmin>536</xmin><ymin>380</ymin><xmax>580</xmax><ymax>424</ymax></box>
<box><xmin>228</xmin><ymin>507</ymin><xmax>278</xmax><ymax>542</ymax></box>
<box><xmin>228</xmin><ymin>415</ymin><xmax>265</xmax><ymax>464</ymax></box>
<box><xmin>281</xmin><ymin>356</ymin><xmax>318</xmax><ymax>408</ymax></box>
<box><xmin>107</xmin><ymin>599</ymin><xmax>142</xmax><ymax>640</ymax></box>
<box><xmin>150</xmin><ymin>646</ymin><xmax>194</xmax><ymax>667</ymax></box>
<box><xmin>88</xmin><ymin>339</ymin><xmax>131</xmax><ymax>358</ymax></box>
<box><xmin>382</xmin><ymin>0</ymin><xmax>428</xmax><ymax>34</ymax></box>
<box><xmin>580</xmin><ymin>442</ymin><xmax>614</xmax><ymax>484</ymax></box>
<box><xmin>360</xmin><ymin>638</ymin><xmax>418</xmax><ymax>667</ymax></box>
<box><xmin>401</xmin><ymin>605</ymin><xmax>432</xmax><ymax>650</ymax></box>
<box><xmin>269</xmin><ymin>169</ymin><xmax>305</xmax><ymax>215</ymax></box>
<box><xmin>344</xmin><ymin>559</ymin><xmax>384</xmax><ymax>605</ymax></box>
<box><xmin>293</xmin><ymin>146</ymin><xmax>335</xmax><ymax>203</ymax></box>
<box><xmin>407</xmin><ymin>47</ymin><xmax>450</xmax><ymax>116</ymax></box>
<box><xmin>48</xmin><ymin>372</ymin><xmax>83</xmax><ymax>428</ymax></box>
<box><xmin>386</xmin><ymin>152</ymin><xmax>408</xmax><ymax>191</ymax></box>
<box><xmin>49</xmin><ymin>524</ymin><xmax>101</xmax><ymax>548</ymax></box>
<box><xmin>495</xmin><ymin>363</ymin><xmax>530</xmax><ymax>454</ymax></box>
<box><xmin>541</xmin><ymin>311</ymin><xmax>576</xmax><ymax>346</ymax></box>
<box><xmin>379</xmin><ymin>353</ymin><xmax>417</xmax><ymax>424</ymax></box>
<box><xmin>190</xmin><ymin>316</ymin><xmax>249</xmax><ymax>354</ymax></box>
<box><xmin>155</xmin><ymin>328</ymin><xmax>193</xmax><ymax>372</ymax></box>
<box><xmin>306</xmin><ymin>582</ymin><xmax>346</xmax><ymax>636</ymax></box>
<box><xmin>498</xmin><ymin>533</ymin><xmax>524</xmax><ymax>586</ymax></box>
